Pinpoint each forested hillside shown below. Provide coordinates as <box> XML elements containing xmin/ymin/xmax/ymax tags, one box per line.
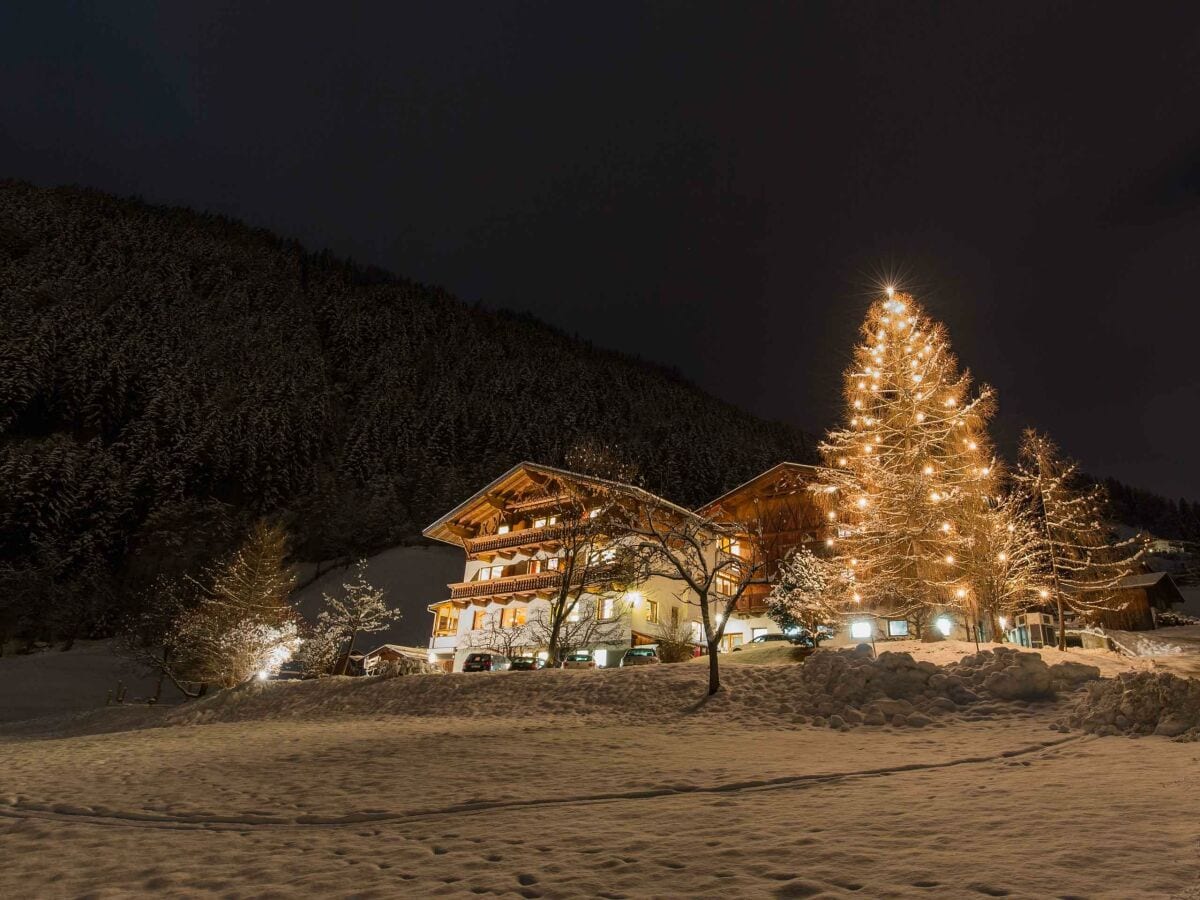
<box><xmin>0</xmin><ymin>182</ymin><xmax>812</xmax><ymax>641</ymax></box>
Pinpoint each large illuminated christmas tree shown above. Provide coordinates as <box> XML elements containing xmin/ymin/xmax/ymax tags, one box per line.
<box><xmin>821</xmin><ymin>289</ymin><xmax>998</xmax><ymax>630</ymax></box>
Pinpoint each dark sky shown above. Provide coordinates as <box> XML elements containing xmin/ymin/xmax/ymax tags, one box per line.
<box><xmin>3</xmin><ymin>2</ymin><xmax>1200</xmax><ymax>499</ymax></box>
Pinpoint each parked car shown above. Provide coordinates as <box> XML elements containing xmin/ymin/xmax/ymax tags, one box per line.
<box><xmin>750</xmin><ymin>633</ymin><xmax>792</xmax><ymax>644</ymax></box>
<box><xmin>620</xmin><ymin>647</ymin><xmax>661</xmax><ymax>666</ymax></box>
<box><xmin>561</xmin><ymin>650</ymin><xmax>596</xmax><ymax>669</ymax></box>
<box><xmin>508</xmin><ymin>656</ymin><xmax>545</xmax><ymax>671</ymax></box>
<box><xmin>462</xmin><ymin>652</ymin><xmax>510</xmax><ymax>672</ymax></box>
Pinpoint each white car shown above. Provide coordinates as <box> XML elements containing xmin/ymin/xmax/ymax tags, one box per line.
<box><xmin>561</xmin><ymin>650</ymin><xmax>596</xmax><ymax>669</ymax></box>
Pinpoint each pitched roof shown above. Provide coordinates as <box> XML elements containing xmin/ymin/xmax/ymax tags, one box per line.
<box><xmin>1117</xmin><ymin>572</ymin><xmax>1173</xmax><ymax>590</ymax></box>
<box><xmin>421</xmin><ymin>460</ymin><xmax>698</xmax><ymax>545</ymax></box>
<box><xmin>697</xmin><ymin>461</ymin><xmax>822</xmax><ymax>516</ymax></box>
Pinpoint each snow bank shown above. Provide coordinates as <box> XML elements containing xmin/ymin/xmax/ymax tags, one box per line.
<box><xmin>1062</xmin><ymin>671</ymin><xmax>1200</xmax><ymax>740</ymax></box>
<box><xmin>162</xmin><ymin>644</ymin><xmax>1101</xmax><ymax>732</ymax></box>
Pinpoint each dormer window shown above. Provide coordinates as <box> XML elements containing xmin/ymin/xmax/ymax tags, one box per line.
<box><xmin>534</xmin><ymin>517</ymin><xmax>547</xmax><ymax>528</ymax></box>
<box><xmin>497</xmin><ymin>524</ymin><xmax>510</xmax><ymax>535</ymax></box>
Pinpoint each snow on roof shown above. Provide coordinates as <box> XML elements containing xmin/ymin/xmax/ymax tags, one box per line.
<box><xmin>1117</xmin><ymin>572</ymin><xmax>1172</xmax><ymax>590</ymax></box>
<box><xmin>421</xmin><ymin>460</ymin><xmax>700</xmax><ymax>545</ymax></box>
<box><xmin>697</xmin><ymin>461</ymin><xmax>822</xmax><ymax>515</ymax></box>
<box><xmin>364</xmin><ymin>644</ymin><xmax>427</xmax><ymax>658</ymax></box>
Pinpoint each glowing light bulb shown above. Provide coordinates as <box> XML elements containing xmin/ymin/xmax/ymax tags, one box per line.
<box><xmin>941</xmin><ymin>521</ymin><xmax>951</xmax><ymax>532</ymax></box>
<box><xmin>998</xmin><ymin>552</ymin><xmax>1007</xmax><ymax>562</ymax></box>
<box><xmin>853</xmin><ymin>399</ymin><xmax>863</xmax><ymax>409</ymax></box>
<box><xmin>857</xmin><ymin>381</ymin><xmax>866</xmax><ymax>390</ymax></box>
<box><xmin>864</xmin><ymin>444</ymin><xmax>872</xmax><ymax>454</ymax></box>
<box><xmin>923</xmin><ymin>465</ymin><xmax>934</xmax><ymax>475</ymax></box>
<box><xmin>945</xmin><ymin>554</ymin><xmax>955</xmax><ymax>565</ymax></box>
<box><xmin>912</xmin><ymin>374</ymin><xmax>922</xmax><ymax>383</ymax></box>
<box><xmin>850</xmin><ymin>558</ymin><xmax>858</xmax><ymax>566</ymax></box>
<box><xmin>825</xmin><ymin>538</ymin><xmax>834</xmax><ymax>547</ymax></box>
<box><xmin>853</xmin><ymin>592</ymin><xmax>862</xmax><ymax>602</ymax></box>
<box><xmin>916</xmin><ymin>412</ymin><xmax>926</xmax><ymax>422</ymax></box>
<box><xmin>955</xmin><ymin>588</ymin><xmax>967</xmax><ymax>599</ymax></box>
<box><xmin>930</xmin><ymin>491</ymin><xmax>941</xmax><ymax>502</ymax></box>
<box><xmin>1039</xmin><ymin>589</ymin><xmax>1049</xmax><ymax>599</ymax></box>
<box><xmin>876</xmin><ymin>329</ymin><xmax>885</xmax><ymax>340</ymax></box>
<box><xmin>857</xmin><ymin>497</ymin><xmax>869</xmax><ymax>509</ymax></box>
<box><xmin>945</xmin><ymin>397</ymin><xmax>957</xmax><ymax>407</ymax></box>
<box><xmin>837</xmin><ymin>457</ymin><xmax>847</xmax><ymax>466</ymax></box>
<box><xmin>827</xmin><ymin>511</ymin><xmax>837</xmax><ymax>521</ymax></box>
<box><xmin>968</xmin><ymin>441</ymin><xmax>977</xmax><ymax>450</ymax></box>
<box><xmin>981</xmin><ymin>467</ymin><xmax>990</xmax><ymax>475</ymax></box>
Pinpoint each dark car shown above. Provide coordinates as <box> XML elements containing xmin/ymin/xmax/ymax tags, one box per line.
<box><xmin>619</xmin><ymin>647</ymin><xmax>660</xmax><ymax>666</ymax></box>
<box><xmin>462</xmin><ymin>652</ymin><xmax>509</xmax><ymax>672</ymax></box>
<box><xmin>508</xmin><ymin>656</ymin><xmax>545</xmax><ymax>671</ymax></box>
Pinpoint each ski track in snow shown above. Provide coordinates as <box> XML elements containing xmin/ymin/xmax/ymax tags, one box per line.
<box><xmin>0</xmin><ymin>734</ymin><xmax>1085</xmax><ymax>832</ymax></box>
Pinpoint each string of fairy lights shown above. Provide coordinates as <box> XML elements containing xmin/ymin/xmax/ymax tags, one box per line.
<box><xmin>818</xmin><ymin>287</ymin><xmax>1065</xmax><ymax>627</ymax></box>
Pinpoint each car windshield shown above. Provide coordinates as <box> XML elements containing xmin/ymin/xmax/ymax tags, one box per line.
<box><xmin>566</xmin><ymin>653</ymin><xmax>590</xmax><ymax>661</ymax></box>
<box><xmin>628</xmin><ymin>648</ymin><xmax>655</xmax><ymax>656</ymax></box>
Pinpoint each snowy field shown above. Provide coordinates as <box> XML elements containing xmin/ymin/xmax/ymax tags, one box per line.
<box><xmin>2</xmin><ymin>644</ymin><xmax>1198</xmax><ymax>898</ymax></box>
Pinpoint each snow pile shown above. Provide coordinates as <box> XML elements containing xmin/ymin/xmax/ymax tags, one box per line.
<box><xmin>160</xmin><ymin>644</ymin><xmax>1101</xmax><ymax>731</ymax></box>
<box><xmin>1062</xmin><ymin>671</ymin><xmax>1200</xmax><ymax>740</ymax></box>
<box><xmin>1105</xmin><ymin>625</ymin><xmax>1200</xmax><ymax>658</ymax></box>
<box><xmin>706</xmin><ymin>645</ymin><xmax>1100</xmax><ymax>729</ymax></box>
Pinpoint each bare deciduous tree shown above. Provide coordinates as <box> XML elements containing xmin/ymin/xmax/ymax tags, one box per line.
<box><xmin>621</xmin><ymin>498</ymin><xmax>764</xmax><ymax>695</ymax></box>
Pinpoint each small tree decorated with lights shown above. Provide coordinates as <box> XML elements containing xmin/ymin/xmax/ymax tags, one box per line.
<box><xmin>765</xmin><ymin>548</ymin><xmax>842</xmax><ymax>646</ymax></box>
<box><xmin>1014</xmin><ymin>429</ymin><xmax>1143</xmax><ymax>647</ymax></box>
<box><xmin>821</xmin><ymin>289</ymin><xmax>998</xmax><ymax>631</ymax></box>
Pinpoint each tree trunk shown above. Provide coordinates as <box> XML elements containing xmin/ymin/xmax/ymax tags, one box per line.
<box><xmin>1056</xmin><ymin>595</ymin><xmax>1066</xmax><ymax>651</ymax></box>
<box><xmin>706</xmin><ymin>639</ymin><xmax>721</xmax><ymax>695</ymax></box>
<box><xmin>547</xmin><ymin>614</ymin><xmax>563</xmax><ymax>669</ymax></box>
<box><xmin>334</xmin><ymin>628</ymin><xmax>359</xmax><ymax>676</ymax></box>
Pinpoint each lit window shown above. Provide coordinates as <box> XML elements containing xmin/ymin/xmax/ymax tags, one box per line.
<box><xmin>472</xmin><ymin>610</ymin><xmax>487</xmax><ymax>630</ymax></box>
<box><xmin>534</xmin><ymin>517</ymin><xmax>547</xmax><ymax>528</ymax></box>
<box><xmin>849</xmin><ymin>621</ymin><xmax>873</xmax><ymax>640</ymax></box>
<box><xmin>497</xmin><ymin>524</ymin><xmax>510</xmax><ymax>535</ymax></box>
<box><xmin>598</xmin><ymin>596</ymin><xmax>617</xmax><ymax>620</ymax></box>
<box><xmin>529</xmin><ymin>559</ymin><xmax>542</xmax><ymax>574</ymax></box>
<box><xmin>718</xmin><ymin>536</ymin><xmax>744</xmax><ymax>557</ymax></box>
<box><xmin>935</xmin><ymin>616</ymin><xmax>953</xmax><ymax>637</ymax></box>
<box><xmin>546</xmin><ymin>556</ymin><xmax>560</xmax><ymax>571</ymax></box>
<box><xmin>714</xmin><ymin>574</ymin><xmax>736</xmax><ymax>596</ymax></box>
<box><xmin>433</xmin><ymin>605</ymin><xmax>459</xmax><ymax>636</ymax></box>
<box><xmin>645</xmin><ymin>599</ymin><xmax>659</xmax><ymax>624</ymax></box>
<box><xmin>670</xmin><ymin>606</ymin><xmax>680</xmax><ymax>627</ymax></box>
<box><xmin>887</xmin><ymin>620</ymin><xmax>909</xmax><ymax>637</ymax></box>
<box><xmin>501</xmin><ymin>607</ymin><xmax>527</xmax><ymax>628</ymax></box>
<box><xmin>548</xmin><ymin>516</ymin><xmax>558</xmax><ymax>526</ymax></box>
<box><xmin>721</xmin><ymin>632</ymin><xmax>744</xmax><ymax>652</ymax></box>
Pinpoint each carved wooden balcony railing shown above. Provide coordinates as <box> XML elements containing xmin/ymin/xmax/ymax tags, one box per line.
<box><xmin>448</xmin><ymin>571</ymin><xmax>563</xmax><ymax>600</ymax></box>
<box><xmin>464</xmin><ymin>523</ymin><xmax>565</xmax><ymax>555</ymax></box>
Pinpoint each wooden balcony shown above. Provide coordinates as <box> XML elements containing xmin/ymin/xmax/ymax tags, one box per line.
<box><xmin>465</xmin><ymin>523</ymin><xmax>564</xmax><ymax>555</ymax></box>
<box><xmin>449</xmin><ymin>571</ymin><xmax>563</xmax><ymax>601</ymax></box>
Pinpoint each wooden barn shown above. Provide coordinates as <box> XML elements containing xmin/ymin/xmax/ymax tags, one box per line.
<box><xmin>1074</xmin><ymin>572</ymin><xmax>1186</xmax><ymax>631</ymax></box>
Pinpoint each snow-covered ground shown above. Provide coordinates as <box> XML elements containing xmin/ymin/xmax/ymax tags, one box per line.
<box><xmin>1</xmin><ymin>643</ymin><xmax>1198</xmax><ymax>898</ymax></box>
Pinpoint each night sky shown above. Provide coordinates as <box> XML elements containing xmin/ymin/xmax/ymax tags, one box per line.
<box><xmin>3</xmin><ymin>2</ymin><xmax>1199</xmax><ymax>499</ymax></box>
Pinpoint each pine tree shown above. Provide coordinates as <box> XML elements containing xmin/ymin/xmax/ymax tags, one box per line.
<box><xmin>171</xmin><ymin>520</ymin><xmax>299</xmax><ymax>688</ymax></box>
<box><xmin>821</xmin><ymin>289</ymin><xmax>998</xmax><ymax>631</ymax></box>
<box><xmin>1014</xmin><ymin>430</ymin><xmax>1143</xmax><ymax>648</ymax></box>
